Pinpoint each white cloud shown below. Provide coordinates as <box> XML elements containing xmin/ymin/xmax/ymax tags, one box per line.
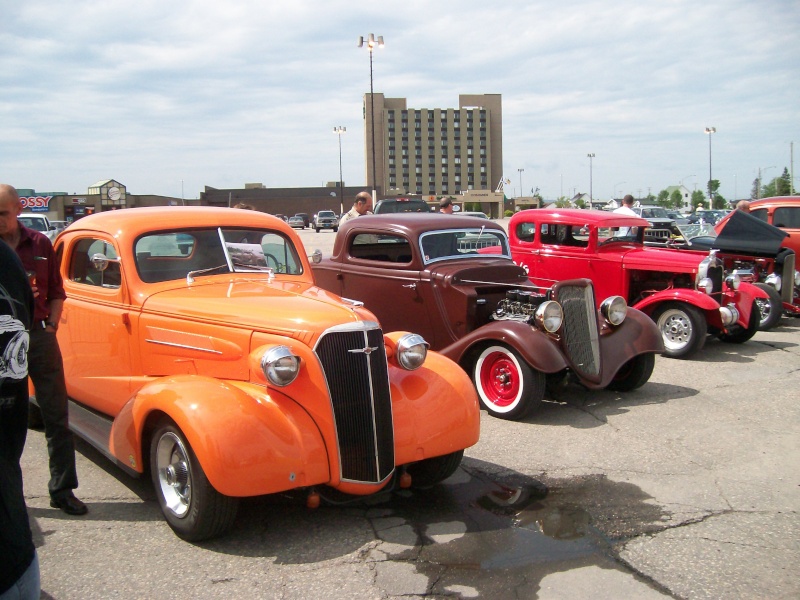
<box><xmin>1</xmin><ymin>0</ymin><xmax>798</xmax><ymax>200</ymax></box>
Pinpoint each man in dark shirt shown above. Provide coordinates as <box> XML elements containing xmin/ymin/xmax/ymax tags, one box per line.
<box><xmin>0</xmin><ymin>183</ymin><xmax>87</xmax><ymax>516</ymax></box>
<box><xmin>0</xmin><ymin>236</ymin><xmax>40</xmax><ymax>598</ymax></box>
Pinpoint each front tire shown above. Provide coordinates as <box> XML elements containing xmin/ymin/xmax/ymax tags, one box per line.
<box><xmin>606</xmin><ymin>352</ymin><xmax>656</xmax><ymax>392</ymax></box>
<box><xmin>718</xmin><ymin>301</ymin><xmax>760</xmax><ymax>344</ymax></box>
<box><xmin>652</xmin><ymin>302</ymin><xmax>708</xmax><ymax>359</ymax></box>
<box><xmin>753</xmin><ymin>283</ymin><xmax>782</xmax><ymax>330</ymax></box>
<box><xmin>472</xmin><ymin>345</ymin><xmax>544</xmax><ymax>420</ymax></box>
<box><xmin>406</xmin><ymin>450</ymin><xmax>464</xmax><ymax>489</ymax></box>
<box><xmin>150</xmin><ymin>420</ymin><xmax>239</xmax><ymax>541</ymax></box>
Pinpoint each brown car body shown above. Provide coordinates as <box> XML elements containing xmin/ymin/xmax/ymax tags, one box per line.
<box><xmin>312</xmin><ymin>214</ymin><xmax>663</xmax><ymax>421</ymax></box>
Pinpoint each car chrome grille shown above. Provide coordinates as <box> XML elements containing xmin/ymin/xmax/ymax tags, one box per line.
<box><xmin>553</xmin><ymin>282</ymin><xmax>601</xmax><ymax>379</ymax></box>
<box><xmin>315</xmin><ymin>323</ymin><xmax>394</xmax><ymax>484</ymax></box>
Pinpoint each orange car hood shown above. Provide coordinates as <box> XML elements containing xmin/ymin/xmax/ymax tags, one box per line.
<box><xmin>140</xmin><ymin>278</ymin><xmax>368</xmax><ymax>336</ymax></box>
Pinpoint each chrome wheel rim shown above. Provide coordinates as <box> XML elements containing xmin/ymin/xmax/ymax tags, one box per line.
<box><xmin>755</xmin><ymin>297</ymin><xmax>771</xmax><ymax>328</ymax></box>
<box><xmin>657</xmin><ymin>308</ymin><xmax>694</xmax><ymax>352</ymax></box>
<box><xmin>155</xmin><ymin>432</ymin><xmax>192</xmax><ymax>518</ymax></box>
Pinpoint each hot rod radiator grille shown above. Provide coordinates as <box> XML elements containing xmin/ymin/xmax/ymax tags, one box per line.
<box><xmin>315</xmin><ymin>325</ymin><xmax>394</xmax><ymax>484</ymax></box>
<box><xmin>554</xmin><ymin>283</ymin><xmax>601</xmax><ymax>379</ymax></box>
<box><xmin>781</xmin><ymin>252</ymin><xmax>795</xmax><ymax>304</ymax></box>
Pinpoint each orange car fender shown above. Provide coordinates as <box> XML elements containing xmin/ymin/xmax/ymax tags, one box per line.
<box><xmin>384</xmin><ymin>334</ymin><xmax>480</xmax><ymax>465</ymax></box>
<box><xmin>109</xmin><ymin>375</ymin><xmax>331</xmax><ymax>497</ymax></box>
<box><xmin>435</xmin><ymin>320</ymin><xmax>569</xmax><ymax>375</ymax></box>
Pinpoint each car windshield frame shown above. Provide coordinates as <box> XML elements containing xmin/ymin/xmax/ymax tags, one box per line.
<box><xmin>419</xmin><ymin>227</ymin><xmax>511</xmax><ymax>264</ymax></box>
<box><xmin>134</xmin><ymin>226</ymin><xmax>303</xmax><ymax>283</ymax></box>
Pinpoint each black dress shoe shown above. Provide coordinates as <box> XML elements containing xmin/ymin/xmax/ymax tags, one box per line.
<box><xmin>50</xmin><ymin>494</ymin><xmax>88</xmax><ymax>516</ymax></box>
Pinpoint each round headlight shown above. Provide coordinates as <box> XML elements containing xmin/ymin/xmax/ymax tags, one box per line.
<box><xmin>535</xmin><ymin>300</ymin><xmax>563</xmax><ymax>333</ymax></box>
<box><xmin>725</xmin><ymin>273</ymin><xmax>741</xmax><ymax>290</ymax></box>
<box><xmin>396</xmin><ymin>333</ymin><xmax>429</xmax><ymax>370</ymax></box>
<box><xmin>764</xmin><ymin>272</ymin><xmax>781</xmax><ymax>292</ymax></box>
<box><xmin>261</xmin><ymin>346</ymin><xmax>300</xmax><ymax>386</ymax></box>
<box><xmin>600</xmin><ymin>295</ymin><xmax>627</xmax><ymax>326</ymax></box>
<box><xmin>698</xmin><ymin>277</ymin><xmax>714</xmax><ymax>294</ymax></box>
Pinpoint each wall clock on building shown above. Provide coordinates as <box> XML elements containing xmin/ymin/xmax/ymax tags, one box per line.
<box><xmin>108</xmin><ymin>187</ymin><xmax>121</xmax><ymax>201</ymax></box>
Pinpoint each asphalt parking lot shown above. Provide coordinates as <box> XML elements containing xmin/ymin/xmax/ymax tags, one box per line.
<box><xmin>19</xmin><ymin>219</ymin><xmax>800</xmax><ymax>599</ymax></box>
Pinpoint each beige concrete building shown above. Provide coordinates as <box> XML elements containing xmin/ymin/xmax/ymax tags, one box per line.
<box><xmin>364</xmin><ymin>93</ymin><xmax>503</xmax><ymax>200</ymax></box>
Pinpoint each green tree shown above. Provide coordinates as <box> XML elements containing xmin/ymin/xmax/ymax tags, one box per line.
<box><xmin>691</xmin><ymin>190</ymin><xmax>706</xmax><ymax>210</ymax></box>
<box><xmin>574</xmin><ymin>197</ymin><xmax>588</xmax><ymax>209</ymax></box>
<box><xmin>750</xmin><ymin>178</ymin><xmax>760</xmax><ymax>200</ymax></box>
<box><xmin>670</xmin><ymin>189</ymin><xmax>683</xmax><ymax>209</ymax></box>
<box><xmin>554</xmin><ymin>197</ymin><xmax>572</xmax><ymax>208</ymax></box>
<box><xmin>712</xmin><ymin>193</ymin><xmax>727</xmax><ymax>209</ymax></box>
<box><xmin>777</xmin><ymin>167</ymin><xmax>792</xmax><ymax>196</ymax></box>
<box><xmin>656</xmin><ymin>189</ymin><xmax>670</xmax><ymax>207</ymax></box>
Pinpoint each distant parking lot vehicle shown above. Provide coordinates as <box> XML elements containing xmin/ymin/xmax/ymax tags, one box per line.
<box><xmin>374</xmin><ymin>198</ymin><xmax>432</xmax><ymax>214</ymax></box>
<box><xmin>38</xmin><ymin>206</ymin><xmax>480</xmax><ymax>541</ymax></box>
<box><xmin>19</xmin><ymin>213</ymin><xmax>58</xmax><ymax>242</ymax></box>
<box><xmin>288</xmin><ymin>215</ymin><xmax>306</xmax><ymax>229</ymax></box>
<box><xmin>313</xmin><ymin>210</ymin><xmax>339</xmax><ymax>232</ymax></box>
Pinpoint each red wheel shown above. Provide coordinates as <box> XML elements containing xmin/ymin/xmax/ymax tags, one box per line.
<box><xmin>473</xmin><ymin>345</ymin><xmax>544</xmax><ymax>420</ymax></box>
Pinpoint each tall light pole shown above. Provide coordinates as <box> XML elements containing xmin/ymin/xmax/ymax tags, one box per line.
<box><xmin>704</xmin><ymin>127</ymin><xmax>716</xmax><ymax>206</ymax></box>
<box><xmin>587</xmin><ymin>153</ymin><xmax>595</xmax><ymax>204</ymax></box>
<box><xmin>518</xmin><ymin>168</ymin><xmax>524</xmax><ymax>198</ymax></box>
<box><xmin>358</xmin><ymin>34</ymin><xmax>384</xmax><ymax>202</ymax></box>
<box><xmin>334</xmin><ymin>126</ymin><xmax>346</xmax><ymax>215</ymax></box>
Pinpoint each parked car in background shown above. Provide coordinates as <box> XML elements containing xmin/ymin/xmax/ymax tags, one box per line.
<box><xmin>19</xmin><ymin>212</ymin><xmax>58</xmax><ymax>242</ymax></box>
<box><xmin>313</xmin><ymin>210</ymin><xmax>339</xmax><ymax>232</ymax></box>
<box><xmin>630</xmin><ymin>206</ymin><xmax>677</xmax><ymax>244</ymax></box>
<box><xmin>40</xmin><ymin>207</ymin><xmax>480</xmax><ymax>541</ymax></box>
<box><xmin>288</xmin><ymin>214</ymin><xmax>306</xmax><ymax>229</ymax></box>
<box><xmin>687</xmin><ymin>209</ymin><xmax>726</xmax><ymax>225</ymax></box>
<box><xmin>748</xmin><ymin>196</ymin><xmax>800</xmax><ymax>256</ymax></box>
<box><xmin>295</xmin><ymin>213</ymin><xmax>311</xmax><ymax>227</ymax></box>
<box><xmin>666</xmin><ymin>211</ymin><xmax>798</xmax><ymax>329</ymax></box>
<box><xmin>312</xmin><ymin>214</ymin><xmax>663</xmax><ymax>420</ymax></box>
<box><xmin>456</xmin><ymin>211</ymin><xmax>489</xmax><ymax>219</ymax></box>
<box><xmin>504</xmin><ymin>209</ymin><xmax>768</xmax><ymax>359</ymax></box>
<box><xmin>373</xmin><ymin>197</ymin><xmax>432</xmax><ymax>214</ymax></box>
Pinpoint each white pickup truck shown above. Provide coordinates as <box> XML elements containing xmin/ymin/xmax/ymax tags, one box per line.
<box><xmin>19</xmin><ymin>213</ymin><xmax>59</xmax><ymax>242</ymax></box>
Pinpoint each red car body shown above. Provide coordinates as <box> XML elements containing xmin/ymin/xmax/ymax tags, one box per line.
<box><xmin>504</xmin><ymin>209</ymin><xmax>768</xmax><ymax>358</ymax></box>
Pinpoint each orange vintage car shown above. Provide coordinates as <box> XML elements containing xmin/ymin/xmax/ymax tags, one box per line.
<box><xmin>36</xmin><ymin>206</ymin><xmax>480</xmax><ymax>541</ymax></box>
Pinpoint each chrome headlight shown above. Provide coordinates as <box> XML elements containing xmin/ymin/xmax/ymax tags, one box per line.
<box><xmin>600</xmin><ymin>295</ymin><xmax>627</xmax><ymax>326</ymax></box>
<box><xmin>698</xmin><ymin>277</ymin><xmax>714</xmax><ymax>294</ymax></box>
<box><xmin>764</xmin><ymin>272</ymin><xmax>781</xmax><ymax>292</ymax></box>
<box><xmin>724</xmin><ymin>274</ymin><xmax>741</xmax><ymax>290</ymax></box>
<box><xmin>396</xmin><ymin>333</ymin><xmax>429</xmax><ymax>370</ymax></box>
<box><xmin>794</xmin><ymin>270</ymin><xmax>800</xmax><ymax>287</ymax></box>
<box><xmin>535</xmin><ymin>300</ymin><xmax>563</xmax><ymax>333</ymax></box>
<box><xmin>719</xmin><ymin>305</ymin><xmax>739</xmax><ymax>327</ymax></box>
<box><xmin>261</xmin><ymin>346</ymin><xmax>300</xmax><ymax>386</ymax></box>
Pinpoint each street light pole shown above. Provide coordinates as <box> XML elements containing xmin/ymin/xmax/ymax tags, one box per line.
<box><xmin>334</xmin><ymin>126</ymin><xmax>346</xmax><ymax>215</ymax></box>
<box><xmin>587</xmin><ymin>153</ymin><xmax>595</xmax><ymax>204</ymax></box>
<box><xmin>518</xmin><ymin>168</ymin><xmax>524</xmax><ymax>198</ymax></box>
<box><xmin>704</xmin><ymin>127</ymin><xmax>716</xmax><ymax>206</ymax></box>
<box><xmin>358</xmin><ymin>34</ymin><xmax>384</xmax><ymax>202</ymax></box>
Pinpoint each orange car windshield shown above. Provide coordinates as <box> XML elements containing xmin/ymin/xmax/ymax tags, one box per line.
<box><xmin>135</xmin><ymin>227</ymin><xmax>303</xmax><ymax>283</ymax></box>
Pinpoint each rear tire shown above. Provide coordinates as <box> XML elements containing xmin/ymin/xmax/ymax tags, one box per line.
<box><xmin>472</xmin><ymin>344</ymin><xmax>544</xmax><ymax>420</ymax></box>
<box><xmin>606</xmin><ymin>353</ymin><xmax>656</xmax><ymax>392</ymax></box>
<box><xmin>652</xmin><ymin>302</ymin><xmax>707</xmax><ymax>359</ymax></box>
<box><xmin>753</xmin><ymin>283</ymin><xmax>782</xmax><ymax>330</ymax></box>
<box><xmin>150</xmin><ymin>419</ymin><xmax>238</xmax><ymax>541</ymax></box>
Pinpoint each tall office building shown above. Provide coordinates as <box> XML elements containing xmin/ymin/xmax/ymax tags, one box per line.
<box><xmin>364</xmin><ymin>94</ymin><xmax>503</xmax><ymax>198</ymax></box>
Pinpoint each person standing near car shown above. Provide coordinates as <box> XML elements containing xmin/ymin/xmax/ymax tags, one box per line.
<box><xmin>0</xmin><ymin>238</ymin><xmax>40</xmax><ymax>600</ymax></box>
<box><xmin>439</xmin><ymin>198</ymin><xmax>454</xmax><ymax>214</ymax></box>
<box><xmin>338</xmin><ymin>191</ymin><xmax>373</xmax><ymax>229</ymax></box>
<box><xmin>613</xmin><ymin>194</ymin><xmax>637</xmax><ymax>236</ymax></box>
<box><xmin>0</xmin><ymin>183</ymin><xmax>87</xmax><ymax>516</ymax></box>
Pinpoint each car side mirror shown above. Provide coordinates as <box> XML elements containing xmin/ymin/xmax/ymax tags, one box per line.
<box><xmin>310</xmin><ymin>249</ymin><xmax>322</xmax><ymax>264</ymax></box>
<box><xmin>90</xmin><ymin>253</ymin><xmax>120</xmax><ymax>271</ymax></box>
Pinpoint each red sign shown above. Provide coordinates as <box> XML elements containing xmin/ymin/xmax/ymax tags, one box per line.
<box><xmin>20</xmin><ymin>196</ymin><xmax>53</xmax><ymax>211</ymax></box>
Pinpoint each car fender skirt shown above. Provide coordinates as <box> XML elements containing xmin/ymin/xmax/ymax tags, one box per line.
<box><xmin>109</xmin><ymin>376</ymin><xmax>330</xmax><ymax>497</ymax></box>
<box><xmin>439</xmin><ymin>320</ymin><xmax>569</xmax><ymax>375</ymax></box>
<box><xmin>389</xmin><ymin>350</ymin><xmax>480</xmax><ymax>466</ymax></box>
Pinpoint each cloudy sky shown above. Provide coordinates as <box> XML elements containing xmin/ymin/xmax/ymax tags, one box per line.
<box><xmin>2</xmin><ymin>0</ymin><xmax>798</xmax><ymax>202</ymax></box>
